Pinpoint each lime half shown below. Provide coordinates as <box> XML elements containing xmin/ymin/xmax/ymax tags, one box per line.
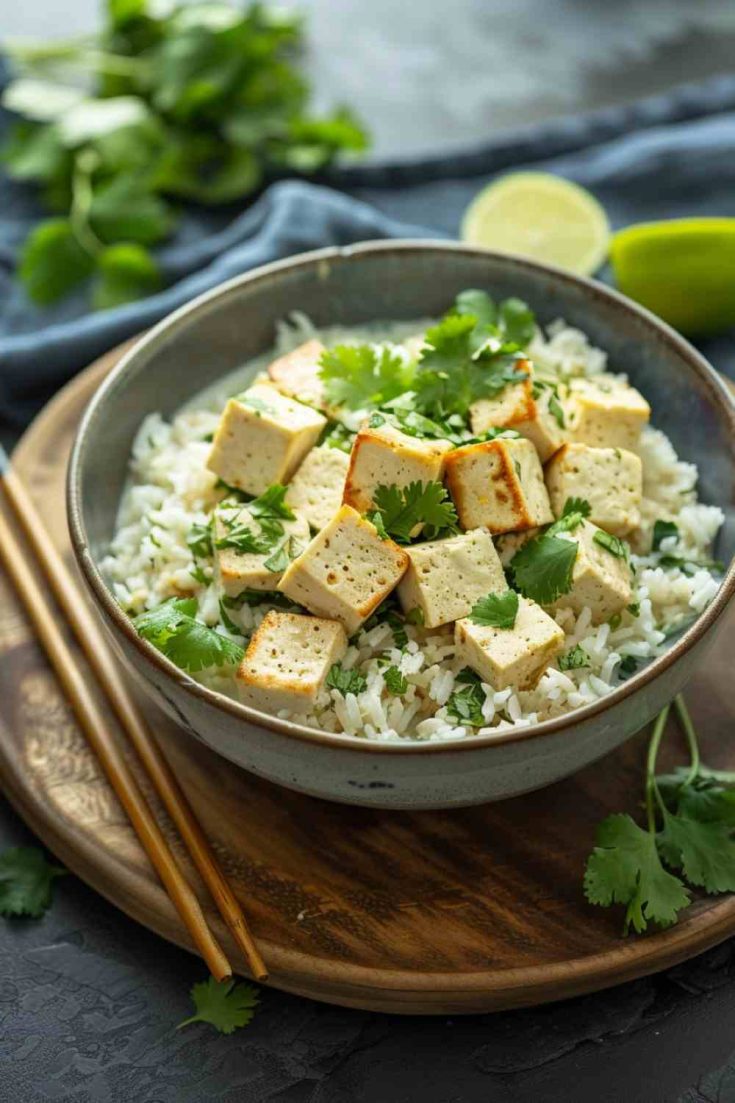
<box><xmin>460</xmin><ymin>172</ymin><xmax>610</xmax><ymax>277</ymax></box>
<box><xmin>611</xmin><ymin>218</ymin><xmax>735</xmax><ymax>337</ymax></box>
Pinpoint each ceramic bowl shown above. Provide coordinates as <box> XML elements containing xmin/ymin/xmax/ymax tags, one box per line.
<box><xmin>67</xmin><ymin>242</ymin><xmax>735</xmax><ymax>809</ymax></box>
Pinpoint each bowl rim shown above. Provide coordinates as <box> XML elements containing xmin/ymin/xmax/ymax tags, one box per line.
<box><xmin>67</xmin><ymin>239</ymin><xmax>735</xmax><ymax>756</ymax></box>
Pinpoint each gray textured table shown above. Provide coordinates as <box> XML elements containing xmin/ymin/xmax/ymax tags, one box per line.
<box><xmin>4</xmin><ymin>2</ymin><xmax>735</xmax><ymax>1100</ymax></box>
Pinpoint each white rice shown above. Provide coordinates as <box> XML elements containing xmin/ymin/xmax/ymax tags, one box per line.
<box><xmin>101</xmin><ymin>317</ymin><xmax>725</xmax><ymax>742</ymax></box>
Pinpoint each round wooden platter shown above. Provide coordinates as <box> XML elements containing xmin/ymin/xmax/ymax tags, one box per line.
<box><xmin>1</xmin><ymin>349</ymin><xmax>735</xmax><ymax>1016</ymax></box>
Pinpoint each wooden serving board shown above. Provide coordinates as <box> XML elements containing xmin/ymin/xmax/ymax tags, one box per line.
<box><xmin>1</xmin><ymin>347</ymin><xmax>735</xmax><ymax>1015</ymax></box>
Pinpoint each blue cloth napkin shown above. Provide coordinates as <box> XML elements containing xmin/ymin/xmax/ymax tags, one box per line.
<box><xmin>3</xmin><ymin>73</ymin><xmax>735</xmax><ymax>430</ymax></box>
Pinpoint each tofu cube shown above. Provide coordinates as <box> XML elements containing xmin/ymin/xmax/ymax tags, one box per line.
<box><xmin>397</xmin><ymin>529</ymin><xmax>506</xmax><ymax>628</ymax></box>
<box><xmin>444</xmin><ymin>437</ymin><xmax>553</xmax><ymax>534</ymax></box>
<box><xmin>278</xmin><ymin>504</ymin><xmax>409</xmax><ymax>635</ymax></box>
<box><xmin>469</xmin><ymin>365</ymin><xmax>564</xmax><ymax>462</ymax></box>
<box><xmin>455</xmin><ymin>597</ymin><xmax>564</xmax><ymax>692</ymax></box>
<box><xmin>565</xmin><ymin>375</ymin><xmax>650</xmax><ymax>451</ymax></box>
<box><xmin>214</xmin><ymin>505</ymin><xmax>310</xmax><ymax>596</ymax></box>
<box><xmin>236</xmin><ymin>610</ymin><xmax>347</xmax><ymax>714</ymax></box>
<box><xmin>285</xmin><ymin>445</ymin><xmax>350</xmax><ymax>532</ymax></box>
<box><xmin>267</xmin><ymin>339</ymin><xmax>329</xmax><ymax>410</ymax></box>
<box><xmin>207</xmin><ymin>384</ymin><xmax>326</xmax><ymax>496</ymax></box>
<box><xmin>545</xmin><ymin>443</ymin><xmax>642</xmax><ymax>537</ymax></box>
<box><xmin>551</xmin><ymin>520</ymin><xmax>632</xmax><ymax>624</ymax></box>
<box><xmin>343</xmin><ymin>420</ymin><xmax>453</xmax><ymax>521</ymax></box>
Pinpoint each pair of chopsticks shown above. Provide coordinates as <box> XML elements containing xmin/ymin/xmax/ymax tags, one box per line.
<box><xmin>0</xmin><ymin>445</ymin><xmax>267</xmax><ymax>984</ymax></box>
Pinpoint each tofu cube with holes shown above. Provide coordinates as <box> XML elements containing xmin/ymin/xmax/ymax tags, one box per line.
<box><xmin>343</xmin><ymin>420</ymin><xmax>453</xmax><ymax>521</ymax></box>
<box><xmin>214</xmin><ymin>505</ymin><xmax>310</xmax><ymax>596</ymax></box>
<box><xmin>236</xmin><ymin>611</ymin><xmax>347</xmax><ymax>714</ymax></box>
<box><xmin>285</xmin><ymin>445</ymin><xmax>350</xmax><ymax>532</ymax></box>
<box><xmin>550</xmin><ymin>520</ymin><xmax>632</xmax><ymax>623</ymax></box>
<box><xmin>267</xmin><ymin>339</ymin><xmax>329</xmax><ymax>410</ymax></box>
<box><xmin>207</xmin><ymin>384</ymin><xmax>326</xmax><ymax>496</ymax></box>
<box><xmin>565</xmin><ymin>375</ymin><xmax>650</xmax><ymax>451</ymax></box>
<box><xmin>445</xmin><ymin>437</ymin><xmax>553</xmax><ymax>534</ymax></box>
<box><xmin>278</xmin><ymin>504</ymin><xmax>409</xmax><ymax>634</ymax></box>
<box><xmin>455</xmin><ymin>597</ymin><xmax>564</xmax><ymax>692</ymax></box>
<box><xmin>545</xmin><ymin>443</ymin><xmax>642</xmax><ymax>537</ymax></box>
<box><xmin>469</xmin><ymin>363</ymin><xmax>564</xmax><ymax>462</ymax></box>
<box><xmin>397</xmin><ymin>530</ymin><xmax>506</xmax><ymax>628</ymax></box>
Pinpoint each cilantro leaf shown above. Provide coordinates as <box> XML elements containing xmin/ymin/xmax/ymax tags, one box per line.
<box><xmin>318</xmin><ymin>345</ymin><xmax>411</xmax><ymax>410</ymax></box>
<box><xmin>215</xmin><ymin>522</ymin><xmax>272</xmax><ymax>555</ymax></box>
<box><xmin>263</xmin><ymin>535</ymin><xmax>303</xmax><ymax>574</ymax></box>
<box><xmin>370</xmin><ymin>481</ymin><xmax>459</xmax><ymax>544</ymax></box>
<box><xmin>558</xmin><ymin>643</ymin><xmax>589</xmax><ymax>672</ymax></box>
<box><xmin>326</xmin><ymin>663</ymin><xmax>367</xmax><ymax>696</ymax></box>
<box><xmin>619</xmin><ymin>655</ymin><xmax>639</xmax><ymax>677</ymax></box>
<box><xmin>562</xmin><ymin>497</ymin><xmax>591</xmax><ymax>520</ymax></box>
<box><xmin>653</xmin><ymin>519</ymin><xmax>679</xmax><ymax>551</ymax></box>
<box><xmin>593</xmin><ymin>530</ymin><xmax>629</xmax><ymax>559</ymax></box>
<box><xmin>384</xmin><ymin>609</ymin><xmax>408</xmax><ymax>648</ymax></box>
<box><xmin>498</xmin><ymin>297</ymin><xmax>536</xmax><ymax>346</ymax></box>
<box><xmin>133</xmin><ymin>598</ymin><xmax>244</xmax><ymax>671</ymax></box>
<box><xmin>0</xmin><ymin>847</ymin><xmax>66</xmax><ymax>919</ymax></box>
<box><xmin>510</xmin><ymin>532</ymin><xmax>578</xmax><ymax>605</ymax></box>
<box><xmin>584</xmin><ymin>814</ymin><xmax>690</xmax><ymax>934</ymax></box>
<box><xmin>469</xmin><ymin>589</ymin><xmax>519</xmax><ymax>629</ymax></box>
<box><xmin>93</xmin><ymin>242</ymin><xmax>162</xmax><ymax>310</ymax></box>
<box><xmin>384</xmin><ymin>666</ymin><xmax>408</xmax><ymax>695</ymax></box>
<box><xmin>321</xmin><ymin>421</ymin><xmax>355</xmax><ymax>453</ymax></box>
<box><xmin>19</xmin><ymin>218</ymin><xmax>95</xmax><ymax>304</ymax></box>
<box><xmin>659</xmin><ymin>812</ymin><xmax>735</xmax><ymax>894</ymax></box>
<box><xmin>177</xmin><ymin>976</ymin><xmax>259</xmax><ymax>1035</ymax></box>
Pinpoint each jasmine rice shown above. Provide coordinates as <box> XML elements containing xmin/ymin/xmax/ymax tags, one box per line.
<box><xmin>102</xmin><ymin>310</ymin><xmax>724</xmax><ymax>742</ymax></box>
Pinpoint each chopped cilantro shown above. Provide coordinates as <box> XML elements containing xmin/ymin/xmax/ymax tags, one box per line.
<box><xmin>187</xmin><ymin>520</ymin><xmax>213</xmax><ymax>560</ymax></box>
<box><xmin>133</xmin><ymin>598</ymin><xmax>244</xmax><ymax>672</ymax></box>
<box><xmin>653</xmin><ymin>519</ymin><xmax>679</xmax><ymax>551</ymax></box>
<box><xmin>189</xmin><ymin>564</ymin><xmax>211</xmax><ymax>586</ymax></box>
<box><xmin>384</xmin><ymin>666</ymin><xmax>408</xmax><ymax>695</ymax></box>
<box><xmin>558</xmin><ymin>644</ymin><xmax>589</xmax><ymax>672</ymax></box>
<box><xmin>215</xmin><ymin>520</ymin><xmax>272</xmax><ymax>555</ymax></box>
<box><xmin>469</xmin><ymin>590</ymin><xmax>519</xmax><ymax>629</ymax></box>
<box><xmin>321</xmin><ymin>421</ymin><xmax>355</xmax><ymax>453</ymax></box>
<box><xmin>619</xmin><ymin>655</ymin><xmax>639</xmax><ymax>677</ymax></box>
<box><xmin>405</xmin><ymin>607</ymin><xmax>425</xmax><ymax>627</ymax></box>
<box><xmin>593</xmin><ymin>530</ymin><xmax>629</xmax><ymax>559</ymax></box>
<box><xmin>248</xmin><ymin>484</ymin><xmax>295</xmax><ymax>521</ymax></box>
<box><xmin>446</xmin><ymin>667</ymin><xmax>485</xmax><ymax>727</ymax></box>
<box><xmin>385</xmin><ymin>610</ymin><xmax>409</xmax><ymax>649</ymax></box>
<box><xmin>263</xmin><ymin>535</ymin><xmax>303</xmax><ymax>574</ymax></box>
<box><xmin>326</xmin><ymin>663</ymin><xmax>367</xmax><ymax>696</ymax></box>
<box><xmin>627</xmin><ymin>602</ymin><xmax>641</xmax><ymax>617</ymax></box>
<box><xmin>369</xmin><ymin>481</ymin><xmax>458</xmax><ymax>544</ymax></box>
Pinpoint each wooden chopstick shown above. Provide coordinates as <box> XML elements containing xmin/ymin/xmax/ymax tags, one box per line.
<box><xmin>0</xmin><ymin>447</ymin><xmax>267</xmax><ymax>983</ymax></box>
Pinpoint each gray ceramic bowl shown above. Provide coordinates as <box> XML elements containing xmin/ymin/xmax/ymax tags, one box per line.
<box><xmin>68</xmin><ymin>242</ymin><xmax>735</xmax><ymax>809</ymax></box>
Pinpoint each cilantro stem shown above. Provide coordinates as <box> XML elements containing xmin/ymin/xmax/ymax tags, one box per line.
<box><xmin>673</xmin><ymin>694</ymin><xmax>700</xmax><ymax>786</ymax></box>
<box><xmin>70</xmin><ymin>150</ymin><xmax>103</xmax><ymax>260</ymax></box>
<box><xmin>645</xmin><ymin>704</ymin><xmax>671</xmax><ymax>833</ymax></box>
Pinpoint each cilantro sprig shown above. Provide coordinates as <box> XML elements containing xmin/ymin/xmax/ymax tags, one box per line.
<box><xmin>0</xmin><ymin>847</ymin><xmax>66</xmax><ymax>918</ymax></box>
<box><xmin>367</xmin><ymin>481</ymin><xmax>459</xmax><ymax>544</ymax></box>
<box><xmin>177</xmin><ymin>976</ymin><xmax>259</xmax><ymax>1035</ymax></box>
<box><xmin>319</xmin><ymin>345</ymin><xmax>413</xmax><ymax>411</ymax></box>
<box><xmin>3</xmin><ymin>0</ymin><xmax>368</xmax><ymax>308</ymax></box>
<box><xmin>508</xmin><ymin>499</ymin><xmax>591</xmax><ymax>606</ymax></box>
<box><xmin>584</xmin><ymin>696</ymin><xmax>735</xmax><ymax>934</ymax></box>
<box><xmin>133</xmin><ymin>597</ymin><xmax>244</xmax><ymax>671</ymax></box>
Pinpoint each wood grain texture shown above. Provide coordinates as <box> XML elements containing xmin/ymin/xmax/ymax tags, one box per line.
<box><xmin>1</xmin><ymin>345</ymin><xmax>734</xmax><ymax>1014</ymax></box>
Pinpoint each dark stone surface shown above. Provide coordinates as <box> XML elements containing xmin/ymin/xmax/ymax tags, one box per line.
<box><xmin>2</xmin><ymin>795</ymin><xmax>735</xmax><ymax>1103</ymax></box>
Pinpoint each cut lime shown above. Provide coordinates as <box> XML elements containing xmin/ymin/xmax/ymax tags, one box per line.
<box><xmin>611</xmin><ymin>218</ymin><xmax>735</xmax><ymax>337</ymax></box>
<box><xmin>460</xmin><ymin>172</ymin><xmax>610</xmax><ymax>277</ymax></box>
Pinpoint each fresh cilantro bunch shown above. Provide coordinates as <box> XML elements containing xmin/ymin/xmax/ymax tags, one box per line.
<box><xmin>2</xmin><ymin>0</ymin><xmax>368</xmax><ymax>307</ymax></box>
<box><xmin>367</xmin><ymin>481</ymin><xmax>459</xmax><ymax>544</ymax></box>
<box><xmin>585</xmin><ymin>696</ymin><xmax>735</xmax><ymax>934</ymax></box>
<box><xmin>133</xmin><ymin>596</ymin><xmax>245</xmax><ymax>671</ymax></box>
<box><xmin>178</xmin><ymin>975</ymin><xmax>259</xmax><ymax>1034</ymax></box>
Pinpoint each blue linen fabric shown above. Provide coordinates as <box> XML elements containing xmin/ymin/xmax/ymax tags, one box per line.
<box><xmin>2</xmin><ymin>73</ymin><xmax>735</xmax><ymax>429</ymax></box>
